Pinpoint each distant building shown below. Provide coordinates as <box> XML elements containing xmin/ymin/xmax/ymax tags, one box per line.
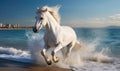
<box><xmin>0</xmin><ymin>23</ymin><xmax>3</xmax><ymax>27</ymax></box>
<box><xmin>0</xmin><ymin>23</ymin><xmax>22</xmax><ymax>28</ymax></box>
<box><xmin>5</xmin><ymin>24</ymin><xmax>11</xmax><ymax>28</ymax></box>
<box><xmin>13</xmin><ymin>24</ymin><xmax>19</xmax><ymax>28</ymax></box>
<box><xmin>2</xmin><ymin>25</ymin><xmax>6</xmax><ymax>28</ymax></box>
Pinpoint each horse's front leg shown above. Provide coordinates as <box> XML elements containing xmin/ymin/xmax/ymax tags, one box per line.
<box><xmin>51</xmin><ymin>43</ymin><xmax>63</xmax><ymax>63</ymax></box>
<box><xmin>41</xmin><ymin>48</ymin><xmax>52</xmax><ymax>65</ymax></box>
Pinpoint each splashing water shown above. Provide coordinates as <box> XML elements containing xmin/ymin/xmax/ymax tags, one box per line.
<box><xmin>25</xmin><ymin>30</ymin><xmax>117</xmax><ymax>70</ymax></box>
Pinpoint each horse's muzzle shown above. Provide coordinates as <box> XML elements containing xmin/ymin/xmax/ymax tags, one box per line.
<box><xmin>33</xmin><ymin>27</ymin><xmax>38</xmax><ymax>33</ymax></box>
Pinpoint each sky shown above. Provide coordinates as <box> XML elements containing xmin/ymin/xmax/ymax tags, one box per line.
<box><xmin>0</xmin><ymin>0</ymin><xmax>120</xmax><ymax>28</ymax></box>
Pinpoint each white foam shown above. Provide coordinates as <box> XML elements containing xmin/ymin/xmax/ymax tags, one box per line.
<box><xmin>72</xmin><ymin>61</ymin><xmax>119</xmax><ymax>71</ymax></box>
<box><xmin>26</xmin><ymin>31</ymin><xmax>47</xmax><ymax>65</ymax></box>
<box><xmin>0</xmin><ymin>46</ymin><xmax>31</xmax><ymax>62</ymax></box>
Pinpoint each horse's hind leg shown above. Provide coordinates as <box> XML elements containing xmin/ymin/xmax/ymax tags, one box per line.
<box><xmin>41</xmin><ymin>48</ymin><xmax>52</xmax><ymax>65</ymax></box>
<box><xmin>65</xmin><ymin>41</ymin><xmax>75</xmax><ymax>58</ymax></box>
<box><xmin>61</xmin><ymin>48</ymin><xmax>66</xmax><ymax>59</ymax></box>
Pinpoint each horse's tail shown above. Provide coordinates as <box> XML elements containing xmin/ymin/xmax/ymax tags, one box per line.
<box><xmin>73</xmin><ymin>40</ymin><xmax>81</xmax><ymax>51</ymax></box>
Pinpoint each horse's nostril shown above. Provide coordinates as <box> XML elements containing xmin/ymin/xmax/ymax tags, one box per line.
<box><xmin>33</xmin><ymin>27</ymin><xmax>38</xmax><ymax>33</ymax></box>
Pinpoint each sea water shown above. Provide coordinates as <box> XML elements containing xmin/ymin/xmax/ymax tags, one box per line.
<box><xmin>0</xmin><ymin>28</ymin><xmax>119</xmax><ymax>71</ymax></box>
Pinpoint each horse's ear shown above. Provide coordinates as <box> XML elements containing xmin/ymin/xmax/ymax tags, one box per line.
<box><xmin>53</xmin><ymin>5</ymin><xmax>61</xmax><ymax>12</ymax></box>
<box><xmin>43</xmin><ymin>8</ymin><xmax>47</xmax><ymax>12</ymax></box>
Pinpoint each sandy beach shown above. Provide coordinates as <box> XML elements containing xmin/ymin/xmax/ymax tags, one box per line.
<box><xmin>0</xmin><ymin>66</ymin><xmax>71</xmax><ymax>71</ymax></box>
<box><xmin>0</xmin><ymin>58</ymin><xmax>71</xmax><ymax>71</ymax></box>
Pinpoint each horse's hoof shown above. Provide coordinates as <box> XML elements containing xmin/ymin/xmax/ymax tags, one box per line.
<box><xmin>54</xmin><ymin>59</ymin><xmax>59</xmax><ymax>63</ymax></box>
<box><xmin>51</xmin><ymin>51</ymin><xmax>59</xmax><ymax>63</ymax></box>
<box><xmin>46</xmin><ymin>59</ymin><xmax>52</xmax><ymax>65</ymax></box>
<box><xmin>53</xmin><ymin>57</ymin><xmax>59</xmax><ymax>63</ymax></box>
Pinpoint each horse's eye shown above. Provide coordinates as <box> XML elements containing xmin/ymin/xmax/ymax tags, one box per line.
<box><xmin>40</xmin><ymin>17</ymin><xmax>43</xmax><ymax>20</ymax></box>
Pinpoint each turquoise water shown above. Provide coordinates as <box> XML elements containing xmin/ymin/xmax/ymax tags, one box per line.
<box><xmin>0</xmin><ymin>30</ymin><xmax>28</xmax><ymax>50</ymax></box>
<box><xmin>0</xmin><ymin>29</ymin><xmax>119</xmax><ymax>57</ymax></box>
<box><xmin>75</xmin><ymin>28</ymin><xmax>120</xmax><ymax>58</ymax></box>
<box><xmin>0</xmin><ymin>28</ymin><xmax>119</xmax><ymax>71</ymax></box>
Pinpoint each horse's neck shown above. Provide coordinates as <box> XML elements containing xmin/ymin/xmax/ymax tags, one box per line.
<box><xmin>45</xmin><ymin>13</ymin><xmax>60</xmax><ymax>35</ymax></box>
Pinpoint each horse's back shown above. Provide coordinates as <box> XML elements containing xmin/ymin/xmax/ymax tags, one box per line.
<box><xmin>61</xmin><ymin>26</ymin><xmax>76</xmax><ymax>37</ymax></box>
<box><xmin>60</xmin><ymin>26</ymin><xmax>77</xmax><ymax>45</ymax></box>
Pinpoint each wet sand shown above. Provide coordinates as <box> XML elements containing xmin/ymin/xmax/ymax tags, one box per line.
<box><xmin>28</xmin><ymin>66</ymin><xmax>71</xmax><ymax>71</ymax></box>
<box><xmin>0</xmin><ymin>66</ymin><xmax>71</xmax><ymax>71</ymax></box>
<box><xmin>0</xmin><ymin>58</ymin><xmax>71</xmax><ymax>71</ymax></box>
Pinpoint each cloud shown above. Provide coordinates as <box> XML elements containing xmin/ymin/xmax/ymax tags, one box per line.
<box><xmin>63</xmin><ymin>18</ymin><xmax>109</xmax><ymax>28</ymax></box>
<box><xmin>103</xmin><ymin>14</ymin><xmax>120</xmax><ymax>27</ymax></box>
<box><xmin>109</xmin><ymin>14</ymin><xmax>120</xmax><ymax>24</ymax></box>
<box><xmin>109</xmin><ymin>14</ymin><xmax>120</xmax><ymax>20</ymax></box>
<box><xmin>63</xmin><ymin>13</ymin><xmax>120</xmax><ymax>28</ymax></box>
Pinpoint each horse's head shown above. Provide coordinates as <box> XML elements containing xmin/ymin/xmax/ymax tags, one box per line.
<box><xmin>33</xmin><ymin>7</ymin><xmax>48</xmax><ymax>33</ymax></box>
<box><xmin>33</xmin><ymin>5</ymin><xmax>61</xmax><ymax>33</ymax></box>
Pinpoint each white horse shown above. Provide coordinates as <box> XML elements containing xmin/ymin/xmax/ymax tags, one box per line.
<box><xmin>33</xmin><ymin>5</ymin><xmax>81</xmax><ymax>65</ymax></box>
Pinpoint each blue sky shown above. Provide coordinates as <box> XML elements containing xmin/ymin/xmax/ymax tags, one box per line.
<box><xmin>0</xmin><ymin>0</ymin><xmax>120</xmax><ymax>28</ymax></box>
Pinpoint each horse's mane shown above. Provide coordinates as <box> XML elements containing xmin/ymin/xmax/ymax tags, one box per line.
<box><xmin>37</xmin><ymin>5</ymin><xmax>61</xmax><ymax>24</ymax></box>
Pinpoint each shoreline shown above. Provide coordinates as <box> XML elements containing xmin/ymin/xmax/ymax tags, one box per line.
<box><xmin>0</xmin><ymin>27</ymin><xmax>32</xmax><ymax>30</ymax></box>
<box><xmin>0</xmin><ymin>58</ymin><xmax>71</xmax><ymax>71</ymax></box>
<box><xmin>0</xmin><ymin>66</ymin><xmax>71</xmax><ymax>71</ymax></box>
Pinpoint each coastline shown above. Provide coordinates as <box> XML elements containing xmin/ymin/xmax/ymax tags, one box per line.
<box><xmin>0</xmin><ymin>27</ymin><xmax>32</xmax><ymax>30</ymax></box>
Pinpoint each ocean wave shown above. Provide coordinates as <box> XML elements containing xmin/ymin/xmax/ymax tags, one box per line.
<box><xmin>0</xmin><ymin>46</ymin><xmax>32</xmax><ymax>63</ymax></box>
<box><xmin>71</xmin><ymin>60</ymin><xmax>120</xmax><ymax>71</ymax></box>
